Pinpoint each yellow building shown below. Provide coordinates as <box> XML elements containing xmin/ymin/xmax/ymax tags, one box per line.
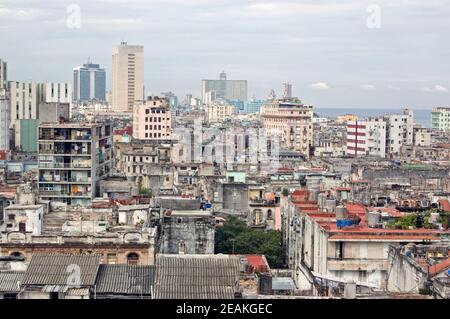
<box><xmin>336</xmin><ymin>114</ymin><xmax>358</xmax><ymax>124</ymax></box>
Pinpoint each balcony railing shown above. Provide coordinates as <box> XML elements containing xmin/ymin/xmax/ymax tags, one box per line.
<box><xmin>39</xmin><ymin>163</ymin><xmax>91</xmax><ymax>169</ymax></box>
<box><xmin>39</xmin><ymin>177</ymin><xmax>91</xmax><ymax>183</ymax></box>
<box><xmin>39</xmin><ymin>190</ymin><xmax>91</xmax><ymax>197</ymax></box>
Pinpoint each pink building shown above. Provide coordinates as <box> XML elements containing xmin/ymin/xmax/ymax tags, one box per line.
<box><xmin>133</xmin><ymin>97</ymin><xmax>172</xmax><ymax>140</ymax></box>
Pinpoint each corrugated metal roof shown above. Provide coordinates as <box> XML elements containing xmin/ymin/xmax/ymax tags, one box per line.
<box><xmin>272</xmin><ymin>277</ymin><xmax>295</xmax><ymax>291</ymax></box>
<box><xmin>22</xmin><ymin>254</ymin><xmax>101</xmax><ymax>286</ymax></box>
<box><xmin>95</xmin><ymin>264</ymin><xmax>154</xmax><ymax>295</ymax></box>
<box><xmin>0</xmin><ymin>272</ymin><xmax>24</xmax><ymax>292</ymax></box>
<box><xmin>154</xmin><ymin>255</ymin><xmax>241</xmax><ymax>299</ymax></box>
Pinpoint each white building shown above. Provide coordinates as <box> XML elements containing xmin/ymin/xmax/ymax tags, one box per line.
<box><xmin>112</xmin><ymin>42</ymin><xmax>144</xmax><ymax>112</ymax></box>
<box><xmin>385</xmin><ymin>109</ymin><xmax>414</xmax><ymax>155</ymax></box>
<box><xmin>8</xmin><ymin>82</ymin><xmax>39</xmax><ymax>128</ymax></box>
<box><xmin>365</xmin><ymin>118</ymin><xmax>386</xmax><ymax>158</ymax></box>
<box><xmin>414</xmin><ymin>127</ymin><xmax>432</xmax><ymax>147</ymax></box>
<box><xmin>206</xmin><ymin>100</ymin><xmax>237</xmax><ymax>123</ymax></box>
<box><xmin>0</xmin><ymin>89</ymin><xmax>9</xmax><ymax>151</ymax></box>
<box><xmin>0</xmin><ymin>59</ymin><xmax>7</xmax><ymax>89</ymax></box>
<box><xmin>346</xmin><ymin>119</ymin><xmax>387</xmax><ymax>158</ymax></box>
<box><xmin>1</xmin><ymin>204</ymin><xmax>44</xmax><ymax>236</ymax></box>
<box><xmin>39</xmin><ymin>82</ymin><xmax>72</xmax><ymax>104</ymax></box>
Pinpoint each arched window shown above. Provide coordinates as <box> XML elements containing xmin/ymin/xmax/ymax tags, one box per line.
<box><xmin>178</xmin><ymin>240</ymin><xmax>185</xmax><ymax>254</ymax></box>
<box><xmin>127</xmin><ymin>252</ymin><xmax>139</xmax><ymax>265</ymax></box>
<box><xmin>10</xmin><ymin>252</ymin><xmax>24</xmax><ymax>259</ymax></box>
<box><xmin>267</xmin><ymin>209</ymin><xmax>273</xmax><ymax>220</ymax></box>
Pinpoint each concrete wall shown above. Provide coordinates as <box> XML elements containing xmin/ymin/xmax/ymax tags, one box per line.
<box><xmin>222</xmin><ymin>183</ymin><xmax>248</xmax><ymax>211</ymax></box>
<box><xmin>161</xmin><ymin>215</ymin><xmax>215</xmax><ymax>254</ymax></box>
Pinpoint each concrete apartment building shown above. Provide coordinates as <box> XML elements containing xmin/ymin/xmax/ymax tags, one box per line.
<box><xmin>0</xmin><ymin>59</ymin><xmax>6</xmax><ymax>89</ymax></box>
<box><xmin>0</xmin><ymin>89</ymin><xmax>9</xmax><ymax>151</ymax></box>
<box><xmin>385</xmin><ymin>108</ymin><xmax>414</xmax><ymax>155</ymax></box>
<box><xmin>205</xmin><ymin>100</ymin><xmax>237</xmax><ymax>123</ymax></box>
<box><xmin>112</xmin><ymin>42</ymin><xmax>144</xmax><ymax>112</ymax></box>
<box><xmin>346</xmin><ymin>118</ymin><xmax>386</xmax><ymax>158</ymax></box>
<box><xmin>8</xmin><ymin>82</ymin><xmax>39</xmax><ymax>128</ymax></box>
<box><xmin>346</xmin><ymin>120</ymin><xmax>366</xmax><ymax>157</ymax></box>
<box><xmin>282</xmin><ymin>189</ymin><xmax>443</xmax><ymax>293</ymax></box>
<box><xmin>201</xmin><ymin>71</ymin><xmax>247</xmax><ymax>103</ymax></box>
<box><xmin>39</xmin><ymin>83</ymin><xmax>72</xmax><ymax>104</ymax></box>
<box><xmin>133</xmin><ymin>96</ymin><xmax>172</xmax><ymax>140</ymax></box>
<box><xmin>73</xmin><ymin>61</ymin><xmax>106</xmax><ymax>102</ymax></box>
<box><xmin>1</xmin><ymin>204</ymin><xmax>44</xmax><ymax>236</ymax></box>
<box><xmin>261</xmin><ymin>97</ymin><xmax>313</xmax><ymax>156</ymax></box>
<box><xmin>432</xmin><ymin>107</ymin><xmax>450</xmax><ymax>132</ymax></box>
<box><xmin>38</xmin><ymin>121</ymin><xmax>112</xmax><ymax>206</ymax></box>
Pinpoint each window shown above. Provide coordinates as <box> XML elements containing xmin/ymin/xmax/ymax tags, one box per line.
<box><xmin>127</xmin><ymin>252</ymin><xmax>139</xmax><ymax>265</ymax></box>
<box><xmin>107</xmin><ymin>253</ymin><xmax>117</xmax><ymax>264</ymax></box>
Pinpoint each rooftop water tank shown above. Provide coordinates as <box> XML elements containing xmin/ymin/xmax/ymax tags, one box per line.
<box><xmin>429</xmin><ymin>212</ymin><xmax>440</xmax><ymax>224</ymax></box>
<box><xmin>336</xmin><ymin>206</ymin><xmax>349</xmax><ymax>220</ymax></box>
<box><xmin>368</xmin><ymin>211</ymin><xmax>381</xmax><ymax>228</ymax></box>
<box><xmin>325</xmin><ymin>199</ymin><xmax>336</xmax><ymax>213</ymax></box>
<box><xmin>309</xmin><ymin>189</ymin><xmax>319</xmax><ymax>202</ymax></box>
<box><xmin>317</xmin><ymin>193</ymin><xmax>326</xmax><ymax>209</ymax></box>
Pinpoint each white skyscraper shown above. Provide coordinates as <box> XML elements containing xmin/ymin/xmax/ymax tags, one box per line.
<box><xmin>40</xmin><ymin>83</ymin><xmax>72</xmax><ymax>104</ymax></box>
<box><xmin>0</xmin><ymin>89</ymin><xmax>9</xmax><ymax>151</ymax></box>
<box><xmin>8</xmin><ymin>82</ymin><xmax>39</xmax><ymax>127</ymax></box>
<box><xmin>112</xmin><ymin>42</ymin><xmax>144</xmax><ymax>112</ymax></box>
<box><xmin>0</xmin><ymin>59</ymin><xmax>7</xmax><ymax>89</ymax></box>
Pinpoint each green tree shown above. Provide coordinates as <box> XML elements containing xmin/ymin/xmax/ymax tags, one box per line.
<box><xmin>215</xmin><ymin>216</ymin><xmax>285</xmax><ymax>268</ymax></box>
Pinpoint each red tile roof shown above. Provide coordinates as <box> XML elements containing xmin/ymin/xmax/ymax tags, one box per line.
<box><xmin>329</xmin><ymin>234</ymin><xmax>440</xmax><ymax>242</ymax></box>
<box><xmin>438</xmin><ymin>199</ymin><xmax>450</xmax><ymax>212</ymax></box>
<box><xmin>367</xmin><ymin>207</ymin><xmax>404</xmax><ymax>218</ymax></box>
<box><xmin>246</xmin><ymin>255</ymin><xmax>270</xmax><ymax>274</ymax></box>
<box><xmin>429</xmin><ymin>257</ymin><xmax>450</xmax><ymax>277</ymax></box>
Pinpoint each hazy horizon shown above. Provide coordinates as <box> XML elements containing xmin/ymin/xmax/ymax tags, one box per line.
<box><xmin>1</xmin><ymin>0</ymin><xmax>449</xmax><ymax>109</ymax></box>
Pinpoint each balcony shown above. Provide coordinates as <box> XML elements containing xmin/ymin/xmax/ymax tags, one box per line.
<box><xmin>39</xmin><ymin>162</ymin><xmax>91</xmax><ymax>169</ymax></box>
<box><xmin>39</xmin><ymin>190</ymin><xmax>91</xmax><ymax>198</ymax></box>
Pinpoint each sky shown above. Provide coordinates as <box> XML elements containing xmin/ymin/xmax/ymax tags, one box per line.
<box><xmin>0</xmin><ymin>0</ymin><xmax>449</xmax><ymax>109</ymax></box>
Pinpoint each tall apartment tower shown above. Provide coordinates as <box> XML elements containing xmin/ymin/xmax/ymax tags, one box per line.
<box><xmin>73</xmin><ymin>62</ymin><xmax>106</xmax><ymax>102</ymax></box>
<box><xmin>282</xmin><ymin>82</ymin><xmax>292</xmax><ymax>98</ymax></box>
<box><xmin>0</xmin><ymin>89</ymin><xmax>9</xmax><ymax>151</ymax></box>
<box><xmin>39</xmin><ymin>83</ymin><xmax>72</xmax><ymax>104</ymax></box>
<box><xmin>0</xmin><ymin>59</ymin><xmax>7</xmax><ymax>89</ymax></box>
<box><xmin>201</xmin><ymin>71</ymin><xmax>247</xmax><ymax>103</ymax></box>
<box><xmin>112</xmin><ymin>42</ymin><xmax>144</xmax><ymax>112</ymax></box>
<box><xmin>261</xmin><ymin>97</ymin><xmax>313</xmax><ymax>156</ymax></box>
<box><xmin>133</xmin><ymin>96</ymin><xmax>172</xmax><ymax>140</ymax></box>
<box><xmin>38</xmin><ymin>121</ymin><xmax>112</xmax><ymax>206</ymax></box>
<box><xmin>8</xmin><ymin>82</ymin><xmax>39</xmax><ymax>127</ymax></box>
<box><xmin>432</xmin><ymin>107</ymin><xmax>450</xmax><ymax>131</ymax></box>
<box><xmin>385</xmin><ymin>108</ymin><xmax>414</xmax><ymax>155</ymax></box>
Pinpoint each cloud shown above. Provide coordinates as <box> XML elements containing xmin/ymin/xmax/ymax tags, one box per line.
<box><xmin>246</xmin><ymin>2</ymin><xmax>360</xmax><ymax>17</ymax></box>
<box><xmin>423</xmin><ymin>84</ymin><xmax>448</xmax><ymax>93</ymax></box>
<box><xmin>387</xmin><ymin>85</ymin><xmax>401</xmax><ymax>91</ymax></box>
<box><xmin>0</xmin><ymin>5</ymin><xmax>42</xmax><ymax>19</ymax></box>
<box><xmin>360</xmin><ymin>84</ymin><xmax>376</xmax><ymax>91</ymax></box>
<box><xmin>310</xmin><ymin>82</ymin><xmax>329</xmax><ymax>90</ymax></box>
